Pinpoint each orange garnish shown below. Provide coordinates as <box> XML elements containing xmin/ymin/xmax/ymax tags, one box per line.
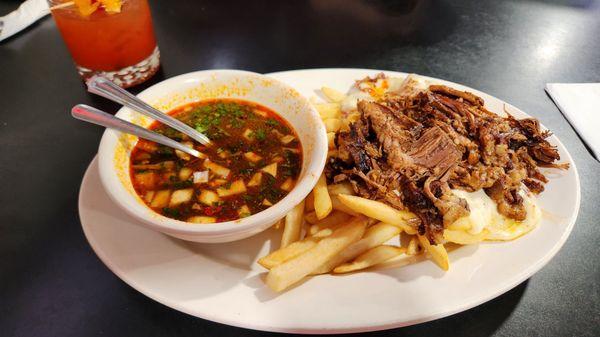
<box><xmin>74</xmin><ymin>0</ymin><xmax>100</xmax><ymax>16</ymax></box>
<box><xmin>73</xmin><ymin>0</ymin><xmax>122</xmax><ymax>16</ymax></box>
<box><xmin>99</xmin><ymin>0</ymin><xmax>122</xmax><ymax>13</ymax></box>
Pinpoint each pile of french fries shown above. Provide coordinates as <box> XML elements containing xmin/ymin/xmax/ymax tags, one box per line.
<box><xmin>258</xmin><ymin>86</ymin><xmax>451</xmax><ymax>292</ymax></box>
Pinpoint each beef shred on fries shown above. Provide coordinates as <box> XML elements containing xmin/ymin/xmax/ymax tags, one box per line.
<box><xmin>328</xmin><ymin>77</ymin><xmax>568</xmax><ymax>244</ymax></box>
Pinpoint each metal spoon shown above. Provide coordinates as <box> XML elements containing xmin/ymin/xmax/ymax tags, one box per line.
<box><xmin>86</xmin><ymin>76</ymin><xmax>211</xmax><ymax>146</ymax></box>
<box><xmin>72</xmin><ymin>104</ymin><xmax>202</xmax><ymax>158</ymax></box>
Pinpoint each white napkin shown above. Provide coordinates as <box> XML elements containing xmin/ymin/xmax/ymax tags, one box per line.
<box><xmin>546</xmin><ymin>83</ymin><xmax>600</xmax><ymax>161</ymax></box>
<box><xmin>0</xmin><ymin>0</ymin><xmax>49</xmax><ymax>42</ymax></box>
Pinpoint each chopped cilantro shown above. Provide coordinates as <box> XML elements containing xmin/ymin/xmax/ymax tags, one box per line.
<box><xmin>231</xmin><ymin>118</ymin><xmax>245</xmax><ymax>128</ymax></box>
<box><xmin>157</xmin><ymin>127</ymin><xmax>182</xmax><ymax>140</ymax></box>
<box><xmin>238</xmin><ymin>167</ymin><xmax>254</xmax><ymax>175</ymax></box>
<box><xmin>156</xmin><ymin>146</ymin><xmax>174</xmax><ymax>155</ymax></box>
<box><xmin>266</xmin><ymin>119</ymin><xmax>279</xmax><ymax>128</ymax></box>
<box><xmin>162</xmin><ymin>207</ymin><xmax>181</xmax><ymax>218</ymax></box>
<box><xmin>253</xmin><ymin>129</ymin><xmax>267</xmax><ymax>141</ymax></box>
<box><xmin>195</xmin><ymin>124</ymin><xmax>207</xmax><ymax>133</ymax></box>
<box><xmin>172</xmin><ymin>180</ymin><xmax>193</xmax><ymax>189</ymax></box>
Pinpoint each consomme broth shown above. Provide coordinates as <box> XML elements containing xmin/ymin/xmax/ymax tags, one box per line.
<box><xmin>129</xmin><ymin>99</ymin><xmax>303</xmax><ymax>223</ymax></box>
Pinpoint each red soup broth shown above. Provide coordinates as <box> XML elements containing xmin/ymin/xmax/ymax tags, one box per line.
<box><xmin>129</xmin><ymin>99</ymin><xmax>303</xmax><ymax>223</ymax></box>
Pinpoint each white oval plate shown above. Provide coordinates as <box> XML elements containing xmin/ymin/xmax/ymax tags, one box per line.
<box><xmin>79</xmin><ymin>69</ymin><xmax>580</xmax><ymax>334</ymax></box>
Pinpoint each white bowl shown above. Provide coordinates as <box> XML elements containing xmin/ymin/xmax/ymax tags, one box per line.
<box><xmin>97</xmin><ymin>70</ymin><xmax>328</xmax><ymax>243</ymax></box>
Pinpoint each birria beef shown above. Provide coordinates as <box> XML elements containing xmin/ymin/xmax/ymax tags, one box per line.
<box><xmin>329</xmin><ymin>79</ymin><xmax>567</xmax><ymax>244</ymax></box>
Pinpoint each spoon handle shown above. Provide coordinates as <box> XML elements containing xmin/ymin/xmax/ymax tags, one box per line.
<box><xmin>86</xmin><ymin>76</ymin><xmax>211</xmax><ymax>146</ymax></box>
<box><xmin>71</xmin><ymin>104</ymin><xmax>202</xmax><ymax>159</ymax></box>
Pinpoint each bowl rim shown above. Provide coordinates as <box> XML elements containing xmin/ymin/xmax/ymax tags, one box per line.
<box><xmin>97</xmin><ymin>69</ymin><xmax>328</xmax><ymax>237</ymax></box>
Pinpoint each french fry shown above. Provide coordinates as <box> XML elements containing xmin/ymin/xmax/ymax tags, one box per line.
<box><xmin>308</xmin><ymin>211</ymin><xmax>351</xmax><ymax>235</ymax></box>
<box><xmin>321</xmin><ymin>87</ymin><xmax>346</xmax><ymax>103</ymax></box>
<box><xmin>333</xmin><ymin>245</ymin><xmax>406</xmax><ymax>274</ymax></box>
<box><xmin>315</xmin><ymin>103</ymin><xmax>342</xmax><ymax>119</ymax></box>
<box><xmin>281</xmin><ymin>201</ymin><xmax>305</xmax><ymax>248</ymax></box>
<box><xmin>327</xmin><ymin>132</ymin><xmax>336</xmax><ymax>149</ymax></box>
<box><xmin>266</xmin><ymin>217</ymin><xmax>368</xmax><ymax>292</ymax></box>
<box><xmin>311</xmin><ymin>227</ymin><xmax>335</xmax><ymax>238</ymax></box>
<box><xmin>258</xmin><ymin>237</ymin><xmax>319</xmax><ymax>269</ymax></box>
<box><xmin>258</xmin><ymin>212</ymin><xmax>358</xmax><ymax>269</ymax></box>
<box><xmin>417</xmin><ymin>235</ymin><xmax>449</xmax><ymax>271</ymax></box>
<box><xmin>444</xmin><ymin>229</ymin><xmax>486</xmax><ymax>244</ymax></box>
<box><xmin>344</xmin><ymin>111</ymin><xmax>361</xmax><ymax>124</ymax></box>
<box><xmin>327</xmin><ymin>182</ymin><xmax>355</xmax><ymax>196</ymax></box>
<box><xmin>331</xmin><ymin>195</ymin><xmax>360</xmax><ymax>216</ymax></box>
<box><xmin>406</xmin><ymin>236</ymin><xmax>421</xmax><ymax>255</ymax></box>
<box><xmin>337</xmin><ymin>194</ymin><xmax>418</xmax><ymax>234</ymax></box>
<box><xmin>323</xmin><ymin>118</ymin><xmax>342</xmax><ymax>132</ymax></box>
<box><xmin>305</xmin><ymin>191</ymin><xmax>315</xmax><ymax>211</ymax></box>
<box><xmin>313</xmin><ymin>174</ymin><xmax>332</xmax><ymax>220</ymax></box>
<box><xmin>312</xmin><ymin>222</ymin><xmax>401</xmax><ymax>275</ymax></box>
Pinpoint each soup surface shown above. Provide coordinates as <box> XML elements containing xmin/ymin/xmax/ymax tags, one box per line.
<box><xmin>129</xmin><ymin>99</ymin><xmax>303</xmax><ymax>223</ymax></box>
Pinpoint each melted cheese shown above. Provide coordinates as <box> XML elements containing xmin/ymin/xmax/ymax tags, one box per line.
<box><xmin>449</xmin><ymin>188</ymin><xmax>541</xmax><ymax>241</ymax></box>
<box><xmin>341</xmin><ymin>74</ymin><xmax>429</xmax><ymax>113</ymax></box>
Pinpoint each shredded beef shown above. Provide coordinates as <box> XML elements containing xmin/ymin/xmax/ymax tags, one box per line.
<box><xmin>328</xmin><ymin>80</ymin><xmax>568</xmax><ymax>244</ymax></box>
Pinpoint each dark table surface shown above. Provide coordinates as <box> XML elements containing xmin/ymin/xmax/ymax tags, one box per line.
<box><xmin>1</xmin><ymin>0</ymin><xmax>599</xmax><ymax>336</ymax></box>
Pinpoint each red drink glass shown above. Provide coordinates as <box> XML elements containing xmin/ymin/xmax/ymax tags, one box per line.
<box><xmin>49</xmin><ymin>0</ymin><xmax>160</xmax><ymax>88</ymax></box>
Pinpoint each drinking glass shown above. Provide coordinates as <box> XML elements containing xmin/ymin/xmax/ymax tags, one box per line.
<box><xmin>48</xmin><ymin>0</ymin><xmax>160</xmax><ymax>88</ymax></box>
